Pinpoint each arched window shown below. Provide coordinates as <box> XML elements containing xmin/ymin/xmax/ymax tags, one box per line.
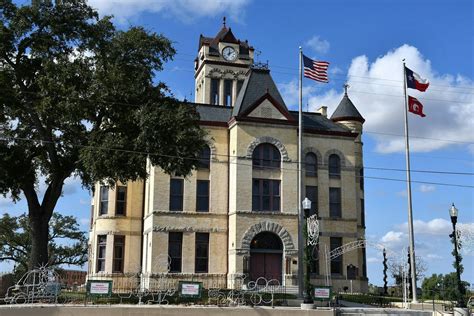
<box><xmin>252</xmin><ymin>143</ymin><xmax>281</xmax><ymax>169</ymax></box>
<box><xmin>198</xmin><ymin>146</ymin><xmax>211</xmax><ymax>169</ymax></box>
<box><xmin>328</xmin><ymin>154</ymin><xmax>341</xmax><ymax>178</ymax></box>
<box><xmin>305</xmin><ymin>153</ymin><xmax>317</xmax><ymax>177</ymax></box>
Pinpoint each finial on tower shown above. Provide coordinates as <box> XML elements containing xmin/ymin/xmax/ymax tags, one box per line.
<box><xmin>343</xmin><ymin>83</ymin><xmax>350</xmax><ymax>95</ymax></box>
<box><xmin>223</xmin><ymin>16</ymin><xmax>226</xmax><ymax>28</ymax></box>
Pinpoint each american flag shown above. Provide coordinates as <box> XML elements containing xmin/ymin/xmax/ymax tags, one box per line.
<box><xmin>303</xmin><ymin>54</ymin><xmax>329</xmax><ymax>83</ymax></box>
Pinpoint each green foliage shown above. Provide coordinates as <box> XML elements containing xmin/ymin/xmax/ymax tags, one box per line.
<box><xmin>421</xmin><ymin>273</ymin><xmax>470</xmax><ymax>301</ymax></box>
<box><xmin>0</xmin><ymin>212</ymin><xmax>87</xmax><ymax>277</ymax></box>
<box><xmin>340</xmin><ymin>293</ymin><xmax>402</xmax><ymax>307</ymax></box>
<box><xmin>0</xmin><ymin>0</ymin><xmax>206</xmax><ymax>267</ymax></box>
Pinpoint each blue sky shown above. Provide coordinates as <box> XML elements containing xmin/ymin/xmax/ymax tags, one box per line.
<box><xmin>1</xmin><ymin>0</ymin><xmax>473</xmax><ymax>287</ymax></box>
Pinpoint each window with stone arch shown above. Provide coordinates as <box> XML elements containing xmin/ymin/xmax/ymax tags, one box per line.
<box><xmin>252</xmin><ymin>143</ymin><xmax>281</xmax><ymax>170</ymax></box>
<box><xmin>328</xmin><ymin>154</ymin><xmax>341</xmax><ymax>178</ymax></box>
<box><xmin>305</xmin><ymin>152</ymin><xmax>317</xmax><ymax>177</ymax></box>
<box><xmin>252</xmin><ymin>143</ymin><xmax>281</xmax><ymax>212</ymax></box>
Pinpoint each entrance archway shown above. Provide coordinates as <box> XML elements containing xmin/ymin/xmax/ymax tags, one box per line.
<box><xmin>249</xmin><ymin>232</ymin><xmax>283</xmax><ymax>283</ymax></box>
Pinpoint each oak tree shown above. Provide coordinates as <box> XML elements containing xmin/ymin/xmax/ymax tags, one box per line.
<box><xmin>0</xmin><ymin>1</ymin><xmax>207</xmax><ymax>268</ymax></box>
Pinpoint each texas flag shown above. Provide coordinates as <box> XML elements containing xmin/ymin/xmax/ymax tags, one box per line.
<box><xmin>405</xmin><ymin>66</ymin><xmax>429</xmax><ymax>92</ymax></box>
<box><xmin>408</xmin><ymin>96</ymin><xmax>426</xmax><ymax>117</ymax></box>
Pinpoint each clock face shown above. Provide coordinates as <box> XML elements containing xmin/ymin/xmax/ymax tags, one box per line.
<box><xmin>222</xmin><ymin>46</ymin><xmax>237</xmax><ymax>61</ymax></box>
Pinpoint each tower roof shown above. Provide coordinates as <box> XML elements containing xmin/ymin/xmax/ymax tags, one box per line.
<box><xmin>330</xmin><ymin>90</ymin><xmax>365</xmax><ymax>123</ymax></box>
<box><xmin>198</xmin><ymin>20</ymin><xmax>253</xmax><ymax>56</ymax></box>
<box><xmin>232</xmin><ymin>66</ymin><xmax>288</xmax><ymax>117</ymax></box>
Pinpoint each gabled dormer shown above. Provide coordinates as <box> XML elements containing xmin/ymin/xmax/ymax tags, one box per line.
<box><xmin>232</xmin><ymin>66</ymin><xmax>295</xmax><ymax>122</ymax></box>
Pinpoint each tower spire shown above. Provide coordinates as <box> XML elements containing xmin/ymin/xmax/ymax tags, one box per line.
<box><xmin>343</xmin><ymin>83</ymin><xmax>350</xmax><ymax>95</ymax></box>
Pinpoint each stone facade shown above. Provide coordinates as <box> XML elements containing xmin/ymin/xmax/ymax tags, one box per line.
<box><xmin>87</xmin><ymin>24</ymin><xmax>368</xmax><ymax>293</ymax></box>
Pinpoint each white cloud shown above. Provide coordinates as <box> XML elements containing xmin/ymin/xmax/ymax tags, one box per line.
<box><xmin>419</xmin><ymin>184</ymin><xmax>436</xmax><ymax>193</ymax></box>
<box><xmin>306</xmin><ymin>36</ymin><xmax>330</xmax><ymax>54</ymax></box>
<box><xmin>298</xmin><ymin>44</ymin><xmax>474</xmax><ymax>153</ymax></box>
<box><xmin>381</xmin><ymin>231</ymin><xmax>405</xmax><ymax>244</ymax></box>
<box><xmin>79</xmin><ymin>218</ymin><xmax>90</xmax><ymax>226</ymax></box>
<box><xmin>396</xmin><ymin>218</ymin><xmax>452</xmax><ymax>236</ymax></box>
<box><xmin>87</xmin><ymin>0</ymin><xmax>251</xmax><ymax>23</ymax></box>
<box><xmin>367</xmin><ymin>257</ymin><xmax>380</xmax><ymax>263</ymax></box>
<box><xmin>278</xmin><ymin>79</ymin><xmax>317</xmax><ymax>110</ymax></box>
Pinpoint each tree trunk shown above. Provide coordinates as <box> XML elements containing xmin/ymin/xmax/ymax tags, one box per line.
<box><xmin>28</xmin><ymin>213</ymin><xmax>50</xmax><ymax>269</ymax></box>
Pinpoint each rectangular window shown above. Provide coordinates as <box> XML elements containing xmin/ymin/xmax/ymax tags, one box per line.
<box><xmin>196</xmin><ymin>180</ymin><xmax>210</xmax><ymax>212</ymax></box>
<box><xmin>170</xmin><ymin>179</ymin><xmax>184</xmax><ymax>211</ymax></box>
<box><xmin>224</xmin><ymin>79</ymin><xmax>233</xmax><ymax>107</ymax></box>
<box><xmin>305</xmin><ymin>185</ymin><xmax>318</xmax><ymax>216</ymax></box>
<box><xmin>236</xmin><ymin>80</ymin><xmax>244</xmax><ymax>96</ymax></box>
<box><xmin>168</xmin><ymin>232</ymin><xmax>183</xmax><ymax>273</ymax></box>
<box><xmin>210</xmin><ymin>78</ymin><xmax>219</xmax><ymax>105</ymax></box>
<box><xmin>96</xmin><ymin>235</ymin><xmax>107</xmax><ymax>272</ymax></box>
<box><xmin>361</xmin><ymin>198</ymin><xmax>365</xmax><ymax>227</ymax></box>
<box><xmin>330</xmin><ymin>237</ymin><xmax>343</xmax><ymax>275</ymax></box>
<box><xmin>99</xmin><ymin>186</ymin><xmax>108</xmax><ymax>215</ymax></box>
<box><xmin>359</xmin><ymin>168</ymin><xmax>364</xmax><ymax>190</ymax></box>
<box><xmin>195</xmin><ymin>233</ymin><xmax>209</xmax><ymax>273</ymax></box>
<box><xmin>329</xmin><ymin>187</ymin><xmax>341</xmax><ymax>218</ymax></box>
<box><xmin>252</xmin><ymin>179</ymin><xmax>280</xmax><ymax>212</ymax></box>
<box><xmin>113</xmin><ymin>235</ymin><xmax>125</xmax><ymax>273</ymax></box>
<box><xmin>362</xmin><ymin>246</ymin><xmax>367</xmax><ymax>277</ymax></box>
<box><xmin>115</xmin><ymin>186</ymin><xmax>127</xmax><ymax>216</ymax></box>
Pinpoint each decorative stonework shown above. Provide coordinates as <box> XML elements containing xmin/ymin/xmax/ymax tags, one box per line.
<box><xmin>205</xmin><ymin>138</ymin><xmax>218</xmax><ymax>161</ymax></box>
<box><xmin>246</xmin><ymin>136</ymin><xmax>290</xmax><ymax>162</ymax></box>
<box><xmin>303</xmin><ymin>147</ymin><xmax>323</xmax><ymax>166</ymax></box>
<box><xmin>241</xmin><ymin>221</ymin><xmax>296</xmax><ymax>252</ymax></box>
<box><xmin>152</xmin><ymin>225</ymin><xmax>227</xmax><ymax>233</ymax></box>
<box><xmin>207</xmin><ymin>68</ymin><xmax>246</xmax><ymax>80</ymax></box>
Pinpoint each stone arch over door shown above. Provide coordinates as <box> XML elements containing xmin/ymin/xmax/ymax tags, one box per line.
<box><xmin>241</xmin><ymin>221</ymin><xmax>296</xmax><ymax>255</ymax></box>
<box><xmin>246</xmin><ymin>136</ymin><xmax>291</xmax><ymax>162</ymax></box>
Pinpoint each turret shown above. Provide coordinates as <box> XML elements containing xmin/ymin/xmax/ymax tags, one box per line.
<box><xmin>330</xmin><ymin>85</ymin><xmax>364</xmax><ymax>134</ymax></box>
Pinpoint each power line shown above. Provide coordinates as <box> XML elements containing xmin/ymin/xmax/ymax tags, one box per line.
<box><xmin>172</xmin><ymin>54</ymin><xmax>474</xmax><ymax>93</ymax></box>
<box><xmin>2</xmin><ymin>88</ymin><xmax>473</xmax><ymax>146</ymax></box>
<box><xmin>1</xmin><ymin>135</ymin><xmax>473</xmax><ymax>189</ymax></box>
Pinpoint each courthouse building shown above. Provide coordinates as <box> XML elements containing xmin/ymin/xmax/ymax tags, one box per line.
<box><xmin>88</xmin><ymin>23</ymin><xmax>368</xmax><ymax>292</ymax></box>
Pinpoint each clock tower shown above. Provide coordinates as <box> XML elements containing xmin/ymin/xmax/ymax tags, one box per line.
<box><xmin>194</xmin><ymin>19</ymin><xmax>254</xmax><ymax>106</ymax></box>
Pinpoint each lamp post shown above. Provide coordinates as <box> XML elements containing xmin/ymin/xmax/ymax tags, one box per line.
<box><xmin>449</xmin><ymin>203</ymin><xmax>466</xmax><ymax>308</ymax></box>
<box><xmin>302</xmin><ymin>197</ymin><xmax>314</xmax><ymax>305</ymax></box>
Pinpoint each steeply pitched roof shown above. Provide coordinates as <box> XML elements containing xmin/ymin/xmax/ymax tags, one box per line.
<box><xmin>198</xmin><ymin>26</ymin><xmax>253</xmax><ymax>57</ymax></box>
<box><xmin>330</xmin><ymin>92</ymin><xmax>365</xmax><ymax>123</ymax></box>
<box><xmin>232</xmin><ymin>67</ymin><xmax>288</xmax><ymax>117</ymax></box>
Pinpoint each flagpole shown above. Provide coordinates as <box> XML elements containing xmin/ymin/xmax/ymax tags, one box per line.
<box><xmin>297</xmin><ymin>46</ymin><xmax>304</xmax><ymax>299</ymax></box>
<box><xmin>403</xmin><ymin>60</ymin><xmax>418</xmax><ymax>303</ymax></box>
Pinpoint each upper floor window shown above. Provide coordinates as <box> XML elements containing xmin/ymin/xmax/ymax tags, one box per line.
<box><xmin>252</xmin><ymin>179</ymin><xmax>280</xmax><ymax>212</ymax></box>
<box><xmin>328</xmin><ymin>154</ymin><xmax>341</xmax><ymax>178</ymax></box>
<box><xmin>115</xmin><ymin>186</ymin><xmax>127</xmax><ymax>216</ymax></box>
<box><xmin>224</xmin><ymin>79</ymin><xmax>233</xmax><ymax>107</ymax></box>
<box><xmin>170</xmin><ymin>179</ymin><xmax>184</xmax><ymax>211</ymax></box>
<box><xmin>99</xmin><ymin>186</ymin><xmax>108</xmax><ymax>215</ymax></box>
<box><xmin>196</xmin><ymin>180</ymin><xmax>209</xmax><ymax>212</ymax></box>
<box><xmin>198</xmin><ymin>146</ymin><xmax>211</xmax><ymax>170</ymax></box>
<box><xmin>252</xmin><ymin>143</ymin><xmax>281</xmax><ymax>170</ymax></box>
<box><xmin>210</xmin><ymin>78</ymin><xmax>219</xmax><ymax>105</ymax></box>
<box><xmin>359</xmin><ymin>168</ymin><xmax>364</xmax><ymax>190</ymax></box>
<box><xmin>305</xmin><ymin>153</ymin><xmax>317</xmax><ymax>177</ymax></box>
<box><xmin>329</xmin><ymin>187</ymin><xmax>341</xmax><ymax>218</ymax></box>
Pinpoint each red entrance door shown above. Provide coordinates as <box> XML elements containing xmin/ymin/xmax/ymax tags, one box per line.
<box><xmin>250</xmin><ymin>252</ymin><xmax>282</xmax><ymax>282</ymax></box>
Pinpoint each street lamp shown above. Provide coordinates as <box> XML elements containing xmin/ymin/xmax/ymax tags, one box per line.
<box><xmin>449</xmin><ymin>203</ymin><xmax>466</xmax><ymax>308</ymax></box>
<box><xmin>302</xmin><ymin>197</ymin><xmax>314</xmax><ymax>305</ymax></box>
